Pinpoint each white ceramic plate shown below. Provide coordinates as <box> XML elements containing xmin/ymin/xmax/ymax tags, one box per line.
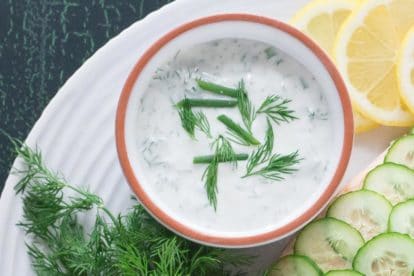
<box><xmin>0</xmin><ymin>0</ymin><xmax>406</xmax><ymax>274</ymax></box>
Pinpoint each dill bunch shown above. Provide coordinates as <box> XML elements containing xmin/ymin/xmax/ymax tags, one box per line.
<box><xmin>12</xmin><ymin>141</ymin><xmax>251</xmax><ymax>275</ymax></box>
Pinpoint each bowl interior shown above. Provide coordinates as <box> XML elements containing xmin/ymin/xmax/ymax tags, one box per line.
<box><xmin>119</xmin><ymin>16</ymin><xmax>350</xmax><ymax>246</ymax></box>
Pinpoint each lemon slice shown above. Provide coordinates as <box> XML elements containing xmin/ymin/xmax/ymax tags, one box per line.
<box><xmin>353</xmin><ymin>111</ymin><xmax>378</xmax><ymax>133</ymax></box>
<box><xmin>398</xmin><ymin>26</ymin><xmax>414</xmax><ymax>114</ymax></box>
<box><xmin>291</xmin><ymin>0</ymin><xmax>378</xmax><ymax>133</ymax></box>
<box><xmin>334</xmin><ymin>0</ymin><xmax>414</xmax><ymax>126</ymax></box>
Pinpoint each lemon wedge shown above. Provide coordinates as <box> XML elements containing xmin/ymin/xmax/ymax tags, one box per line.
<box><xmin>334</xmin><ymin>0</ymin><xmax>414</xmax><ymax>126</ymax></box>
<box><xmin>398</xmin><ymin>26</ymin><xmax>414</xmax><ymax>114</ymax></box>
<box><xmin>291</xmin><ymin>0</ymin><xmax>378</xmax><ymax>133</ymax></box>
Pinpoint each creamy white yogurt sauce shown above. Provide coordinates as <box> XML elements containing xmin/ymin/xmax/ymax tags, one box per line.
<box><xmin>135</xmin><ymin>39</ymin><xmax>334</xmax><ymax>236</ymax></box>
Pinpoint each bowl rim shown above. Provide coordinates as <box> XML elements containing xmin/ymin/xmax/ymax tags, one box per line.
<box><xmin>115</xmin><ymin>13</ymin><xmax>354</xmax><ymax>247</ymax></box>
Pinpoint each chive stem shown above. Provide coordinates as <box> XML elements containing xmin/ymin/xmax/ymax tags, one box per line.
<box><xmin>193</xmin><ymin>153</ymin><xmax>249</xmax><ymax>164</ymax></box>
<box><xmin>196</xmin><ymin>79</ymin><xmax>239</xmax><ymax>98</ymax></box>
<box><xmin>176</xmin><ymin>98</ymin><xmax>237</xmax><ymax>108</ymax></box>
<box><xmin>217</xmin><ymin>115</ymin><xmax>260</xmax><ymax>146</ymax></box>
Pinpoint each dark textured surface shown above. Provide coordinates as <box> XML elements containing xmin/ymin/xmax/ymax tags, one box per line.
<box><xmin>0</xmin><ymin>0</ymin><xmax>173</xmax><ymax>194</ymax></box>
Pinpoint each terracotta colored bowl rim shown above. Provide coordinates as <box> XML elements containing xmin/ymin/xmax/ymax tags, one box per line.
<box><xmin>116</xmin><ymin>14</ymin><xmax>354</xmax><ymax>247</ymax></box>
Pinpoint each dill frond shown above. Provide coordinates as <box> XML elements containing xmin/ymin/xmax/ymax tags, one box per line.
<box><xmin>236</xmin><ymin>80</ymin><xmax>256</xmax><ymax>132</ymax></box>
<box><xmin>12</xmin><ymin>142</ymin><xmax>250</xmax><ymax>275</ymax></box>
<box><xmin>245</xmin><ymin>151</ymin><xmax>302</xmax><ymax>180</ymax></box>
<box><xmin>202</xmin><ymin>158</ymin><xmax>219</xmax><ymax>210</ymax></box>
<box><xmin>257</xmin><ymin>95</ymin><xmax>298</xmax><ymax>125</ymax></box>
<box><xmin>245</xmin><ymin>119</ymin><xmax>274</xmax><ymax>175</ymax></box>
<box><xmin>194</xmin><ymin>111</ymin><xmax>211</xmax><ymax>138</ymax></box>
<box><xmin>201</xmin><ymin>135</ymin><xmax>240</xmax><ymax>210</ymax></box>
<box><xmin>176</xmin><ymin>100</ymin><xmax>211</xmax><ymax>138</ymax></box>
<box><xmin>211</xmin><ymin>135</ymin><xmax>238</xmax><ymax>167</ymax></box>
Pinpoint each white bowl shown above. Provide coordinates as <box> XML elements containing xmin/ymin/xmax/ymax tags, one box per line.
<box><xmin>116</xmin><ymin>14</ymin><xmax>353</xmax><ymax>248</ymax></box>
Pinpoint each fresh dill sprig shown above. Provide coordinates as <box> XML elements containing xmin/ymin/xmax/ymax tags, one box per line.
<box><xmin>12</xmin><ymin>141</ymin><xmax>251</xmax><ymax>275</ymax></box>
<box><xmin>244</xmin><ymin>150</ymin><xmax>302</xmax><ymax>180</ymax></box>
<box><xmin>202</xmin><ymin>159</ymin><xmax>219</xmax><ymax>210</ymax></box>
<box><xmin>217</xmin><ymin>114</ymin><xmax>260</xmax><ymax>146</ymax></box>
<box><xmin>245</xmin><ymin>119</ymin><xmax>274</xmax><ymax>175</ymax></box>
<box><xmin>194</xmin><ymin>111</ymin><xmax>211</xmax><ymax>137</ymax></box>
<box><xmin>257</xmin><ymin>95</ymin><xmax>298</xmax><ymax>125</ymax></box>
<box><xmin>201</xmin><ymin>135</ymin><xmax>239</xmax><ymax>210</ymax></box>
<box><xmin>176</xmin><ymin>100</ymin><xmax>211</xmax><ymax>138</ymax></box>
<box><xmin>236</xmin><ymin>80</ymin><xmax>256</xmax><ymax>132</ymax></box>
<box><xmin>211</xmin><ymin>135</ymin><xmax>238</xmax><ymax>167</ymax></box>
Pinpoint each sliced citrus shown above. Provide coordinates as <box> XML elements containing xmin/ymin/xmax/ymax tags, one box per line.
<box><xmin>354</xmin><ymin>111</ymin><xmax>378</xmax><ymax>133</ymax></box>
<box><xmin>334</xmin><ymin>0</ymin><xmax>414</xmax><ymax>126</ymax></box>
<box><xmin>291</xmin><ymin>0</ymin><xmax>378</xmax><ymax>133</ymax></box>
<box><xmin>398</xmin><ymin>26</ymin><xmax>414</xmax><ymax>114</ymax></box>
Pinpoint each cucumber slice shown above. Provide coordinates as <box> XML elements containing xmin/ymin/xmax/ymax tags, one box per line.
<box><xmin>326</xmin><ymin>190</ymin><xmax>392</xmax><ymax>240</ymax></box>
<box><xmin>294</xmin><ymin>218</ymin><xmax>364</xmax><ymax>272</ymax></box>
<box><xmin>363</xmin><ymin>163</ymin><xmax>414</xmax><ymax>205</ymax></box>
<box><xmin>325</xmin><ymin>270</ymin><xmax>363</xmax><ymax>276</ymax></box>
<box><xmin>389</xmin><ymin>199</ymin><xmax>414</xmax><ymax>239</ymax></box>
<box><xmin>385</xmin><ymin>135</ymin><xmax>414</xmax><ymax>170</ymax></box>
<box><xmin>353</xmin><ymin>232</ymin><xmax>414</xmax><ymax>276</ymax></box>
<box><xmin>269</xmin><ymin>255</ymin><xmax>323</xmax><ymax>276</ymax></box>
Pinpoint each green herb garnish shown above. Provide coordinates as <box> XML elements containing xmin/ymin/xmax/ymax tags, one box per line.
<box><xmin>217</xmin><ymin>114</ymin><xmax>260</xmax><ymax>146</ymax></box>
<box><xmin>307</xmin><ymin>108</ymin><xmax>328</xmax><ymax>121</ymax></box>
<box><xmin>211</xmin><ymin>135</ymin><xmax>239</xmax><ymax>167</ymax></box>
<box><xmin>264</xmin><ymin>47</ymin><xmax>277</xmax><ymax>59</ymax></box>
<box><xmin>202</xmin><ymin>159</ymin><xmax>219</xmax><ymax>210</ymax></box>
<box><xmin>257</xmin><ymin>95</ymin><xmax>298</xmax><ymax>125</ymax></box>
<box><xmin>244</xmin><ymin>150</ymin><xmax>302</xmax><ymax>180</ymax></box>
<box><xmin>245</xmin><ymin>119</ymin><xmax>274</xmax><ymax>175</ymax></box>
<box><xmin>201</xmin><ymin>135</ymin><xmax>239</xmax><ymax>210</ymax></box>
<box><xmin>196</xmin><ymin>79</ymin><xmax>239</xmax><ymax>98</ymax></box>
<box><xmin>176</xmin><ymin>98</ymin><xmax>238</xmax><ymax>108</ymax></box>
<box><xmin>236</xmin><ymin>80</ymin><xmax>256</xmax><ymax>132</ymax></box>
<box><xmin>12</xmin><ymin>141</ymin><xmax>251</xmax><ymax>275</ymax></box>
<box><xmin>176</xmin><ymin>100</ymin><xmax>211</xmax><ymax>138</ymax></box>
<box><xmin>197</xmin><ymin>78</ymin><xmax>256</xmax><ymax>132</ymax></box>
<box><xmin>193</xmin><ymin>153</ymin><xmax>248</xmax><ymax>164</ymax></box>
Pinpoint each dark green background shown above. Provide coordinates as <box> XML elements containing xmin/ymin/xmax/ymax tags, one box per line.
<box><xmin>0</xmin><ymin>0</ymin><xmax>173</xmax><ymax>194</ymax></box>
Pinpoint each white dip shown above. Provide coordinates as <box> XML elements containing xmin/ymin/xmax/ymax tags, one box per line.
<box><xmin>134</xmin><ymin>39</ymin><xmax>334</xmax><ymax>237</ymax></box>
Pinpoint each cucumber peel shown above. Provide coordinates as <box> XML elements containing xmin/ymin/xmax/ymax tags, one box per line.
<box><xmin>385</xmin><ymin>135</ymin><xmax>414</xmax><ymax>170</ymax></box>
<box><xmin>327</xmin><ymin>190</ymin><xmax>391</xmax><ymax>241</ymax></box>
<box><xmin>269</xmin><ymin>255</ymin><xmax>323</xmax><ymax>276</ymax></box>
<box><xmin>294</xmin><ymin>218</ymin><xmax>364</xmax><ymax>272</ymax></box>
<box><xmin>363</xmin><ymin>163</ymin><xmax>414</xmax><ymax>205</ymax></box>
<box><xmin>353</xmin><ymin>232</ymin><xmax>414</xmax><ymax>276</ymax></box>
<box><xmin>325</xmin><ymin>269</ymin><xmax>363</xmax><ymax>276</ymax></box>
<box><xmin>389</xmin><ymin>199</ymin><xmax>414</xmax><ymax>239</ymax></box>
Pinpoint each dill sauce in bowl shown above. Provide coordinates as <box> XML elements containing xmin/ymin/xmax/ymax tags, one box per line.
<box><xmin>116</xmin><ymin>14</ymin><xmax>353</xmax><ymax>248</ymax></box>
